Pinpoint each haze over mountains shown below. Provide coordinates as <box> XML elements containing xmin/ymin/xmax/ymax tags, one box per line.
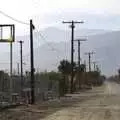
<box><xmin>0</xmin><ymin>27</ymin><xmax>119</xmax><ymax>76</ymax></box>
<box><xmin>34</xmin><ymin>27</ymin><xmax>120</xmax><ymax>76</ymax></box>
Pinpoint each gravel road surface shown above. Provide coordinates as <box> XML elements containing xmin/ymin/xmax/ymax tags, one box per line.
<box><xmin>1</xmin><ymin>82</ymin><xmax>120</xmax><ymax>120</ymax></box>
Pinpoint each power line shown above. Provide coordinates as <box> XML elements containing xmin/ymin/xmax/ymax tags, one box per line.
<box><xmin>35</xmin><ymin>29</ymin><xmax>56</xmax><ymax>51</ymax></box>
<box><xmin>35</xmin><ymin>28</ymin><xmax>63</xmax><ymax>55</ymax></box>
<box><xmin>0</xmin><ymin>10</ymin><xmax>29</xmax><ymax>25</ymax></box>
<box><xmin>22</xmin><ymin>29</ymin><xmax>63</xmax><ymax>61</ymax></box>
<box><xmin>21</xmin><ymin>29</ymin><xmax>64</xmax><ymax>73</ymax></box>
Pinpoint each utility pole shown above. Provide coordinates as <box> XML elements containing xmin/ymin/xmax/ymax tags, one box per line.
<box><xmin>9</xmin><ymin>25</ymin><xmax>15</xmax><ymax>94</ymax></box>
<box><xmin>74</xmin><ymin>39</ymin><xmax>86</xmax><ymax>89</ymax></box>
<box><xmin>30</xmin><ymin>19</ymin><xmax>35</xmax><ymax>104</ymax></box>
<box><xmin>84</xmin><ymin>60</ymin><xmax>87</xmax><ymax>72</ymax></box>
<box><xmin>85</xmin><ymin>52</ymin><xmax>95</xmax><ymax>72</ymax></box>
<box><xmin>74</xmin><ymin>39</ymin><xmax>86</xmax><ymax>68</ymax></box>
<box><xmin>96</xmin><ymin>64</ymin><xmax>100</xmax><ymax>72</ymax></box>
<box><xmin>92</xmin><ymin>61</ymin><xmax>98</xmax><ymax>71</ymax></box>
<box><xmin>93</xmin><ymin>62</ymin><xmax>96</xmax><ymax>71</ymax></box>
<box><xmin>10</xmin><ymin>42</ymin><xmax>13</xmax><ymax>76</ymax></box>
<box><xmin>18</xmin><ymin>41</ymin><xmax>24</xmax><ymax>92</ymax></box>
<box><xmin>17</xmin><ymin>62</ymin><xmax>19</xmax><ymax>75</ymax></box>
<box><xmin>10</xmin><ymin>42</ymin><xmax>13</xmax><ymax>94</ymax></box>
<box><xmin>63</xmin><ymin>20</ymin><xmax>84</xmax><ymax>93</ymax></box>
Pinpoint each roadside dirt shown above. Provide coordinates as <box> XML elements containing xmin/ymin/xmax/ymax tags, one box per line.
<box><xmin>1</xmin><ymin>82</ymin><xmax>120</xmax><ymax>120</ymax></box>
<box><xmin>41</xmin><ymin>82</ymin><xmax>120</xmax><ymax>120</ymax></box>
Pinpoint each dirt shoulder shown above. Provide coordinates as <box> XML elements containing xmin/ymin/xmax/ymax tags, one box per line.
<box><xmin>1</xmin><ymin>83</ymin><xmax>120</xmax><ymax>120</ymax></box>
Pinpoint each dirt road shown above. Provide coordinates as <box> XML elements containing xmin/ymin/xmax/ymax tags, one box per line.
<box><xmin>41</xmin><ymin>82</ymin><xmax>120</xmax><ymax>120</ymax></box>
<box><xmin>1</xmin><ymin>82</ymin><xmax>120</xmax><ymax>120</ymax></box>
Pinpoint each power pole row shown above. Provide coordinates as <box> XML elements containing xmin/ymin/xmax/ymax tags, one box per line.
<box><xmin>63</xmin><ymin>20</ymin><xmax>84</xmax><ymax>93</ymax></box>
<box><xmin>16</xmin><ymin>20</ymin><xmax>35</xmax><ymax>104</ymax></box>
<box><xmin>85</xmin><ymin>52</ymin><xmax>95</xmax><ymax>72</ymax></box>
<box><xmin>74</xmin><ymin>39</ymin><xmax>86</xmax><ymax>69</ymax></box>
<box><xmin>17</xmin><ymin>62</ymin><xmax>20</xmax><ymax>75</ymax></box>
<box><xmin>17</xmin><ymin>20</ymin><xmax>35</xmax><ymax>104</ymax></box>
<box><xmin>6</xmin><ymin>20</ymin><xmax>35</xmax><ymax>104</ymax></box>
<box><xmin>18</xmin><ymin>40</ymin><xmax>24</xmax><ymax>93</ymax></box>
<box><xmin>92</xmin><ymin>61</ymin><xmax>98</xmax><ymax>71</ymax></box>
<box><xmin>74</xmin><ymin>39</ymin><xmax>86</xmax><ymax>89</ymax></box>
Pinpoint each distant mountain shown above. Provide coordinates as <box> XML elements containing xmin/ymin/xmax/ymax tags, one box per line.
<box><xmin>34</xmin><ymin>27</ymin><xmax>109</xmax><ymax>43</ymax></box>
<box><xmin>33</xmin><ymin>29</ymin><xmax>120</xmax><ymax>76</ymax></box>
<box><xmin>0</xmin><ymin>27</ymin><xmax>119</xmax><ymax>76</ymax></box>
<box><xmin>86</xmin><ymin>31</ymin><xmax>120</xmax><ymax>76</ymax></box>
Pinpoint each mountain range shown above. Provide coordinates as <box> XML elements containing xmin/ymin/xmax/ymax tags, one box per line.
<box><xmin>0</xmin><ymin>27</ymin><xmax>119</xmax><ymax>76</ymax></box>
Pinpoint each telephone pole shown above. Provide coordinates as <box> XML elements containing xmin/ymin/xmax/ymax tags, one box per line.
<box><xmin>18</xmin><ymin>41</ymin><xmax>24</xmax><ymax>92</ymax></box>
<box><xmin>96</xmin><ymin>64</ymin><xmax>100</xmax><ymax>72</ymax></box>
<box><xmin>74</xmin><ymin>39</ymin><xmax>86</xmax><ymax>68</ymax></box>
<box><xmin>10</xmin><ymin>42</ymin><xmax>13</xmax><ymax>94</ymax></box>
<box><xmin>84</xmin><ymin>60</ymin><xmax>87</xmax><ymax>72</ymax></box>
<box><xmin>30</xmin><ymin>19</ymin><xmax>35</xmax><ymax>104</ymax></box>
<box><xmin>9</xmin><ymin>25</ymin><xmax>15</xmax><ymax>93</ymax></box>
<box><xmin>74</xmin><ymin>39</ymin><xmax>86</xmax><ymax>89</ymax></box>
<box><xmin>85</xmin><ymin>52</ymin><xmax>95</xmax><ymax>72</ymax></box>
<box><xmin>92</xmin><ymin>61</ymin><xmax>98</xmax><ymax>71</ymax></box>
<box><xmin>17</xmin><ymin>62</ymin><xmax>19</xmax><ymax>75</ymax></box>
<box><xmin>10</xmin><ymin>42</ymin><xmax>13</xmax><ymax>77</ymax></box>
<box><xmin>63</xmin><ymin>20</ymin><xmax>84</xmax><ymax>93</ymax></box>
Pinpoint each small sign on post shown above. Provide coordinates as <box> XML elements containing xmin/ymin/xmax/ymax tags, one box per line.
<box><xmin>0</xmin><ymin>24</ymin><xmax>15</xmax><ymax>42</ymax></box>
<box><xmin>0</xmin><ymin>24</ymin><xmax>15</xmax><ymax>97</ymax></box>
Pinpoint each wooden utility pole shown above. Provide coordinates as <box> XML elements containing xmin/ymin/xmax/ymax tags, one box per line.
<box><xmin>74</xmin><ymin>39</ymin><xmax>86</xmax><ymax>89</ymax></box>
<box><xmin>63</xmin><ymin>20</ymin><xmax>84</xmax><ymax>93</ymax></box>
<box><xmin>10</xmin><ymin>25</ymin><xmax>15</xmax><ymax>77</ymax></box>
<box><xmin>85</xmin><ymin>52</ymin><xmax>95</xmax><ymax>72</ymax></box>
<box><xmin>17</xmin><ymin>62</ymin><xmax>20</xmax><ymax>75</ymax></box>
<box><xmin>18</xmin><ymin>40</ymin><xmax>24</xmax><ymax>92</ymax></box>
<box><xmin>10</xmin><ymin>42</ymin><xmax>13</xmax><ymax>76</ymax></box>
<box><xmin>10</xmin><ymin>42</ymin><xmax>13</xmax><ymax>94</ymax></box>
<box><xmin>92</xmin><ymin>61</ymin><xmax>98</xmax><ymax>71</ymax></box>
<box><xmin>30</xmin><ymin>19</ymin><xmax>35</xmax><ymax>104</ymax></box>
<box><xmin>74</xmin><ymin>39</ymin><xmax>86</xmax><ymax>68</ymax></box>
<box><xmin>84</xmin><ymin>60</ymin><xmax>87</xmax><ymax>72</ymax></box>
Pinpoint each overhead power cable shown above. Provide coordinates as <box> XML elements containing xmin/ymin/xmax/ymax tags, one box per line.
<box><xmin>22</xmin><ymin>29</ymin><xmax>63</xmax><ymax>64</ymax></box>
<box><xmin>35</xmin><ymin>28</ymin><xmax>62</xmax><ymax>53</ymax></box>
<box><xmin>0</xmin><ymin>10</ymin><xmax>29</xmax><ymax>25</ymax></box>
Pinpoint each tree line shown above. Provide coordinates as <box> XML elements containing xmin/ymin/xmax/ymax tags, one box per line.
<box><xmin>0</xmin><ymin>59</ymin><xmax>105</xmax><ymax>98</ymax></box>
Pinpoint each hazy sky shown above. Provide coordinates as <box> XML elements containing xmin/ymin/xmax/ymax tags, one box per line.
<box><xmin>0</xmin><ymin>0</ymin><xmax>120</xmax><ymax>35</ymax></box>
<box><xmin>0</xmin><ymin>0</ymin><xmax>120</xmax><ymax>74</ymax></box>
<box><xmin>1</xmin><ymin>0</ymin><xmax>120</xmax><ymax>16</ymax></box>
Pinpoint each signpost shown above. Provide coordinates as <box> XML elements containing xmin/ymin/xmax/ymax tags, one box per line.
<box><xmin>0</xmin><ymin>24</ymin><xmax>15</xmax><ymax>98</ymax></box>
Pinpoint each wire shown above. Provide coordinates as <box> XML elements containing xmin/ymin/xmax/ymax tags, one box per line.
<box><xmin>0</xmin><ymin>10</ymin><xmax>64</xmax><ymax>57</ymax></box>
<box><xmin>22</xmin><ymin>29</ymin><xmax>62</xmax><ymax>60</ymax></box>
<box><xmin>34</xmin><ymin>28</ymin><xmax>65</xmax><ymax>66</ymax></box>
<box><xmin>35</xmin><ymin>28</ymin><xmax>62</xmax><ymax>53</ymax></box>
<box><xmin>22</xmin><ymin>29</ymin><xmax>63</xmax><ymax>70</ymax></box>
<box><xmin>0</xmin><ymin>10</ymin><xmax>29</xmax><ymax>25</ymax></box>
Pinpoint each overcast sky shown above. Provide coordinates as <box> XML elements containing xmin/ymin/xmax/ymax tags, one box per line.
<box><xmin>2</xmin><ymin>0</ymin><xmax>120</xmax><ymax>16</ymax></box>
<box><xmin>0</xmin><ymin>0</ymin><xmax>120</xmax><ymax>74</ymax></box>
<box><xmin>0</xmin><ymin>0</ymin><xmax>120</xmax><ymax>35</ymax></box>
